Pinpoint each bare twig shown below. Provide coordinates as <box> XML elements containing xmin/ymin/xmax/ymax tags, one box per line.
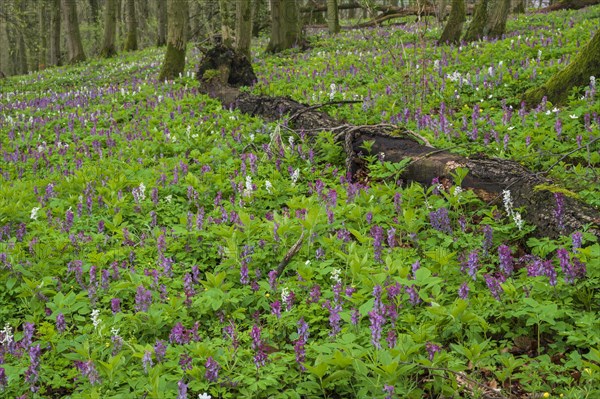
<box><xmin>276</xmin><ymin>231</ymin><xmax>306</xmax><ymax>277</ymax></box>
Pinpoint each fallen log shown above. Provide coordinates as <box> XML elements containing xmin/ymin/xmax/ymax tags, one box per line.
<box><xmin>537</xmin><ymin>0</ymin><xmax>600</xmax><ymax>12</ymax></box>
<box><xmin>196</xmin><ymin>52</ymin><xmax>600</xmax><ymax>240</ymax></box>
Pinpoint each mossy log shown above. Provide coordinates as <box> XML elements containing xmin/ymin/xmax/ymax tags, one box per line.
<box><xmin>196</xmin><ymin>47</ymin><xmax>600</xmax><ymax>239</ymax></box>
<box><xmin>538</xmin><ymin>0</ymin><xmax>600</xmax><ymax>11</ymax></box>
<box><xmin>523</xmin><ymin>29</ymin><xmax>600</xmax><ymax>106</ymax></box>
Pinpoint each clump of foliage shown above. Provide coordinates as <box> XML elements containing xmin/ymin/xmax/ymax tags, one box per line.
<box><xmin>0</xmin><ymin>5</ymin><xmax>598</xmax><ymax>399</ymax></box>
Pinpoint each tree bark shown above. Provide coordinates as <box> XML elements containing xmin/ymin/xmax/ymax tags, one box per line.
<box><xmin>0</xmin><ymin>9</ymin><xmax>11</xmax><ymax>76</ymax></box>
<box><xmin>219</xmin><ymin>0</ymin><xmax>235</xmax><ymax>47</ymax></box>
<box><xmin>39</xmin><ymin>1</ymin><xmax>48</xmax><ymax>70</ymax></box>
<box><xmin>16</xmin><ymin>29</ymin><xmax>28</xmax><ymax>74</ymax></box>
<box><xmin>267</xmin><ymin>0</ymin><xmax>302</xmax><ymax>53</ymax></box>
<box><xmin>523</xmin><ymin>29</ymin><xmax>600</xmax><ymax>106</ymax></box>
<box><xmin>195</xmin><ymin>54</ymin><xmax>599</xmax><ymax>239</ymax></box>
<box><xmin>512</xmin><ymin>0</ymin><xmax>526</xmax><ymax>13</ymax></box>
<box><xmin>89</xmin><ymin>0</ymin><xmax>100</xmax><ymax>22</ymax></box>
<box><xmin>156</xmin><ymin>0</ymin><xmax>167</xmax><ymax>46</ymax></box>
<box><xmin>327</xmin><ymin>0</ymin><xmax>340</xmax><ymax>34</ymax></box>
<box><xmin>438</xmin><ymin>0</ymin><xmax>466</xmax><ymax>44</ymax></box>
<box><xmin>485</xmin><ymin>0</ymin><xmax>511</xmax><ymax>38</ymax></box>
<box><xmin>538</xmin><ymin>0</ymin><xmax>600</xmax><ymax>11</ymax></box>
<box><xmin>62</xmin><ymin>0</ymin><xmax>86</xmax><ymax>64</ymax></box>
<box><xmin>100</xmin><ymin>0</ymin><xmax>118</xmax><ymax>57</ymax></box>
<box><xmin>158</xmin><ymin>0</ymin><xmax>188</xmax><ymax>81</ymax></box>
<box><xmin>236</xmin><ymin>0</ymin><xmax>253</xmax><ymax>58</ymax></box>
<box><xmin>123</xmin><ymin>0</ymin><xmax>138</xmax><ymax>51</ymax></box>
<box><xmin>463</xmin><ymin>0</ymin><xmax>488</xmax><ymax>42</ymax></box>
<box><xmin>49</xmin><ymin>0</ymin><xmax>62</xmax><ymax>66</ymax></box>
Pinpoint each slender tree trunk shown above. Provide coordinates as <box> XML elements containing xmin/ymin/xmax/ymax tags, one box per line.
<box><xmin>219</xmin><ymin>0</ymin><xmax>235</xmax><ymax>47</ymax></box>
<box><xmin>156</xmin><ymin>0</ymin><xmax>167</xmax><ymax>46</ymax></box>
<box><xmin>39</xmin><ymin>2</ymin><xmax>48</xmax><ymax>70</ymax></box>
<box><xmin>437</xmin><ymin>0</ymin><xmax>449</xmax><ymax>23</ymax></box>
<box><xmin>267</xmin><ymin>0</ymin><xmax>302</xmax><ymax>53</ymax></box>
<box><xmin>123</xmin><ymin>0</ymin><xmax>138</xmax><ymax>51</ymax></box>
<box><xmin>327</xmin><ymin>0</ymin><xmax>340</xmax><ymax>34</ymax></box>
<box><xmin>0</xmin><ymin>9</ymin><xmax>11</xmax><ymax>76</ymax></box>
<box><xmin>62</xmin><ymin>0</ymin><xmax>86</xmax><ymax>63</ymax></box>
<box><xmin>485</xmin><ymin>0</ymin><xmax>511</xmax><ymax>38</ymax></box>
<box><xmin>236</xmin><ymin>0</ymin><xmax>253</xmax><ymax>58</ymax></box>
<box><xmin>17</xmin><ymin>31</ymin><xmax>28</xmax><ymax>74</ymax></box>
<box><xmin>463</xmin><ymin>0</ymin><xmax>488</xmax><ymax>41</ymax></box>
<box><xmin>159</xmin><ymin>0</ymin><xmax>188</xmax><ymax>81</ymax></box>
<box><xmin>512</xmin><ymin>0</ymin><xmax>526</xmax><ymax>12</ymax></box>
<box><xmin>439</xmin><ymin>0</ymin><xmax>465</xmax><ymax>44</ymax></box>
<box><xmin>101</xmin><ymin>0</ymin><xmax>118</xmax><ymax>57</ymax></box>
<box><xmin>523</xmin><ymin>29</ymin><xmax>600</xmax><ymax>106</ymax></box>
<box><xmin>49</xmin><ymin>0</ymin><xmax>62</xmax><ymax>66</ymax></box>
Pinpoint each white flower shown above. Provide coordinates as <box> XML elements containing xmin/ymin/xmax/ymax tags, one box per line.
<box><xmin>454</xmin><ymin>186</ymin><xmax>463</xmax><ymax>197</ymax></box>
<box><xmin>552</xmin><ymin>107</ymin><xmax>560</xmax><ymax>113</ymax></box>
<box><xmin>0</xmin><ymin>323</ymin><xmax>13</xmax><ymax>344</ymax></box>
<box><xmin>507</xmin><ymin>126</ymin><xmax>515</xmax><ymax>130</ymax></box>
<box><xmin>331</xmin><ymin>268</ymin><xmax>342</xmax><ymax>284</ymax></box>
<box><xmin>513</xmin><ymin>212</ymin><xmax>524</xmax><ymax>231</ymax></box>
<box><xmin>244</xmin><ymin>176</ymin><xmax>254</xmax><ymax>197</ymax></box>
<box><xmin>281</xmin><ymin>287</ymin><xmax>290</xmax><ymax>304</ymax></box>
<box><xmin>198</xmin><ymin>394</ymin><xmax>212</xmax><ymax>399</ymax></box>
<box><xmin>537</xmin><ymin>49</ymin><xmax>542</xmax><ymax>59</ymax></box>
<box><xmin>288</xmin><ymin>136</ymin><xmax>295</xmax><ymax>147</ymax></box>
<box><xmin>502</xmin><ymin>189</ymin><xmax>514</xmax><ymax>216</ymax></box>
<box><xmin>590</xmin><ymin>76</ymin><xmax>596</xmax><ymax>88</ymax></box>
<box><xmin>164</xmin><ymin>195</ymin><xmax>172</xmax><ymax>203</ymax></box>
<box><xmin>30</xmin><ymin>207</ymin><xmax>40</xmax><ymax>220</ymax></box>
<box><xmin>91</xmin><ymin>309</ymin><xmax>101</xmax><ymax>330</ymax></box>
<box><xmin>569</xmin><ymin>114</ymin><xmax>578</xmax><ymax>119</ymax></box>
<box><xmin>329</xmin><ymin>83</ymin><xmax>336</xmax><ymax>100</ymax></box>
<box><xmin>111</xmin><ymin>327</ymin><xmax>120</xmax><ymax>336</ymax></box>
<box><xmin>265</xmin><ymin>180</ymin><xmax>273</xmax><ymax>194</ymax></box>
<box><xmin>433</xmin><ymin>60</ymin><xmax>440</xmax><ymax>69</ymax></box>
<box><xmin>291</xmin><ymin>169</ymin><xmax>300</xmax><ymax>185</ymax></box>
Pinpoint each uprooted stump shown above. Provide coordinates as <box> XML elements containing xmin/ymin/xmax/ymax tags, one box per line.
<box><xmin>196</xmin><ymin>51</ymin><xmax>599</xmax><ymax>239</ymax></box>
<box><xmin>197</xmin><ymin>44</ymin><xmax>256</xmax><ymax>88</ymax></box>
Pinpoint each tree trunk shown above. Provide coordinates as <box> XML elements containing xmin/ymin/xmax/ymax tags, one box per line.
<box><xmin>62</xmin><ymin>0</ymin><xmax>86</xmax><ymax>64</ymax></box>
<box><xmin>538</xmin><ymin>0</ymin><xmax>600</xmax><ymax>11</ymax></box>
<box><xmin>485</xmin><ymin>0</ymin><xmax>511</xmax><ymax>38</ymax></box>
<box><xmin>436</xmin><ymin>0</ymin><xmax>449</xmax><ymax>23</ymax></box>
<box><xmin>158</xmin><ymin>0</ymin><xmax>188</xmax><ymax>81</ymax></box>
<box><xmin>438</xmin><ymin>0</ymin><xmax>465</xmax><ymax>44</ymax></box>
<box><xmin>89</xmin><ymin>0</ymin><xmax>100</xmax><ymax>22</ymax></box>
<box><xmin>219</xmin><ymin>0</ymin><xmax>235</xmax><ymax>47</ymax></box>
<box><xmin>49</xmin><ymin>0</ymin><xmax>62</xmax><ymax>66</ymax></box>
<box><xmin>463</xmin><ymin>0</ymin><xmax>488</xmax><ymax>42</ymax></box>
<box><xmin>0</xmin><ymin>10</ymin><xmax>11</xmax><ymax>76</ymax></box>
<box><xmin>512</xmin><ymin>0</ymin><xmax>526</xmax><ymax>13</ymax></box>
<box><xmin>16</xmin><ymin>30</ymin><xmax>28</xmax><ymax>74</ymax></box>
<box><xmin>327</xmin><ymin>0</ymin><xmax>340</xmax><ymax>34</ymax></box>
<box><xmin>39</xmin><ymin>2</ymin><xmax>48</xmax><ymax>70</ymax></box>
<box><xmin>123</xmin><ymin>0</ymin><xmax>138</xmax><ymax>51</ymax></box>
<box><xmin>267</xmin><ymin>0</ymin><xmax>302</xmax><ymax>53</ymax></box>
<box><xmin>196</xmin><ymin>56</ymin><xmax>600</xmax><ymax>239</ymax></box>
<box><xmin>236</xmin><ymin>0</ymin><xmax>253</xmax><ymax>58</ymax></box>
<box><xmin>100</xmin><ymin>0</ymin><xmax>118</xmax><ymax>57</ymax></box>
<box><xmin>523</xmin><ymin>29</ymin><xmax>600</xmax><ymax>106</ymax></box>
<box><xmin>156</xmin><ymin>0</ymin><xmax>167</xmax><ymax>46</ymax></box>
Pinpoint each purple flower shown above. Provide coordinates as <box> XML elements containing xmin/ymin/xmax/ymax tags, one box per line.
<box><xmin>0</xmin><ymin>367</ymin><xmax>6</xmax><ymax>390</ymax></box>
<box><xmin>110</xmin><ymin>298</ymin><xmax>121</xmax><ymax>314</ymax></box>
<box><xmin>482</xmin><ymin>225</ymin><xmax>493</xmax><ymax>254</ymax></box>
<box><xmin>553</xmin><ymin>193</ymin><xmax>565</xmax><ymax>231</ymax></box>
<box><xmin>142</xmin><ymin>351</ymin><xmax>153</xmax><ymax>374</ymax></box>
<box><xmin>251</xmin><ymin>325</ymin><xmax>268</xmax><ymax>368</ymax></box>
<box><xmin>425</xmin><ymin>342</ymin><xmax>442</xmax><ymax>361</ymax></box>
<box><xmin>268</xmin><ymin>270</ymin><xmax>278</xmax><ymax>291</ymax></box>
<box><xmin>366</xmin><ymin>212</ymin><xmax>373</xmax><ymax>224</ymax></box>
<box><xmin>484</xmin><ymin>274</ymin><xmax>504</xmax><ymax>300</ymax></box>
<box><xmin>406</xmin><ymin>285</ymin><xmax>421</xmax><ymax>306</ymax></box>
<box><xmin>22</xmin><ymin>322</ymin><xmax>35</xmax><ymax>348</ymax></box>
<box><xmin>200</xmin><ymin>356</ymin><xmax>218</xmax><ymax>384</ymax></box>
<box><xmin>271</xmin><ymin>300</ymin><xmax>282</xmax><ymax>318</ymax></box>
<box><xmin>465</xmin><ymin>250</ymin><xmax>479</xmax><ymax>280</ymax></box>
<box><xmin>154</xmin><ymin>340</ymin><xmax>167</xmax><ymax>362</ymax></box>
<box><xmin>386</xmin><ymin>228</ymin><xmax>396</xmax><ymax>248</ymax></box>
<box><xmin>557</xmin><ymin>248</ymin><xmax>586</xmax><ymax>283</ymax></box>
<box><xmin>169</xmin><ymin>323</ymin><xmax>189</xmax><ymax>345</ymax></box>
<box><xmin>571</xmin><ymin>231</ymin><xmax>583</xmax><ymax>250</ymax></box>
<box><xmin>322</xmin><ymin>300</ymin><xmax>342</xmax><ymax>336</ymax></box>
<box><xmin>498</xmin><ymin>245</ymin><xmax>513</xmax><ymax>276</ymax></box>
<box><xmin>134</xmin><ymin>285</ymin><xmax>152</xmax><ymax>312</ymax></box>
<box><xmin>179</xmin><ymin>353</ymin><xmax>193</xmax><ymax>371</ymax></box>
<box><xmin>74</xmin><ymin>360</ymin><xmax>100</xmax><ymax>385</ymax></box>
<box><xmin>383</xmin><ymin>385</ymin><xmax>395</xmax><ymax>399</ymax></box>
<box><xmin>25</xmin><ymin>344</ymin><xmax>41</xmax><ymax>392</ymax></box>
<box><xmin>386</xmin><ymin>330</ymin><xmax>397</xmax><ymax>349</ymax></box>
<box><xmin>351</xmin><ymin>308</ymin><xmax>360</xmax><ymax>325</ymax></box>
<box><xmin>370</xmin><ymin>225</ymin><xmax>385</xmax><ymax>263</ymax></box>
<box><xmin>308</xmin><ymin>284</ymin><xmax>321</xmax><ymax>303</ymax></box>
<box><xmin>55</xmin><ymin>313</ymin><xmax>66</xmax><ymax>333</ymax></box>
<box><xmin>177</xmin><ymin>379</ymin><xmax>188</xmax><ymax>399</ymax></box>
<box><xmin>429</xmin><ymin>207</ymin><xmax>452</xmax><ymax>234</ymax></box>
<box><xmin>458</xmin><ymin>282</ymin><xmax>469</xmax><ymax>299</ymax></box>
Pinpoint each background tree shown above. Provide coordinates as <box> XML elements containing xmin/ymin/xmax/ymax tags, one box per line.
<box><xmin>486</xmin><ymin>0</ymin><xmax>511</xmax><ymax>38</ymax></box>
<box><xmin>156</xmin><ymin>0</ymin><xmax>167</xmax><ymax>46</ymax></box>
<box><xmin>100</xmin><ymin>0</ymin><xmax>118</xmax><ymax>57</ymax></box>
<box><xmin>267</xmin><ymin>0</ymin><xmax>302</xmax><ymax>53</ymax></box>
<box><xmin>62</xmin><ymin>0</ymin><xmax>86</xmax><ymax>63</ymax></box>
<box><xmin>439</xmin><ymin>0</ymin><xmax>466</xmax><ymax>44</ymax></box>
<box><xmin>327</xmin><ymin>0</ymin><xmax>340</xmax><ymax>34</ymax></box>
<box><xmin>463</xmin><ymin>0</ymin><xmax>488</xmax><ymax>41</ymax></box>
<box><xmin>123</xmin><ymin>0</ymin><xmax>138</xmax><ymax>51</ymax></box>
<box><xmin>49</xmin><ymin>0</ymin><xmax>61</xmax><ymax>66</ymax></box>
<box><xmin>219</xmin><ymin>0</ymin><xmax>235</xmax><ymax>47</ymax></box>
<box><xmin>463</xmin><ymin>0</ymin><xmax>511</xmax><ymax>41</ymax></box>
<box><xmin>159</xmin><ymin>0</ymin><xmax>188</xmax><ymax>81</ymax></box>
<box><xmin>523</xmin><ymin>29</ymin><xmax>600</xmax><ymax>105</ymax></box>
<box><xmin>236</xmin><ymin>0</ymin><xmax>253</xmax><ymax>57</ymax></box>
